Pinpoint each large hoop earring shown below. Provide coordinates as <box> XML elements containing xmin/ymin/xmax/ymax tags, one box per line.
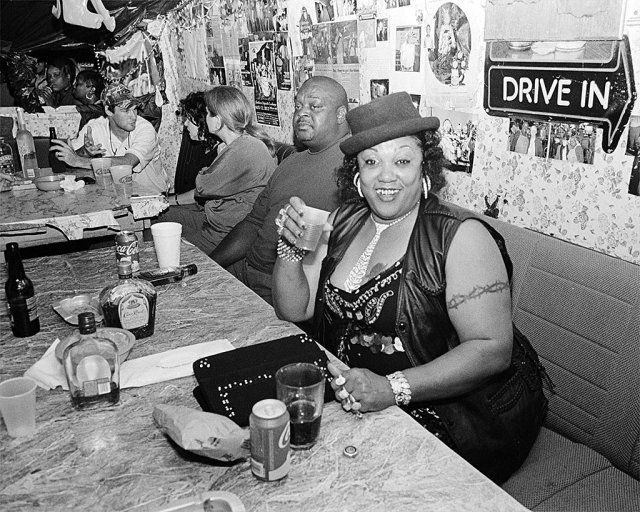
<box><xmin>353</xmin><ymin>172</ymin><xmax>363</xmax><ymax>198</ymax></box>
<box><xmin>423</xmin><ymin>176</ymin><xmax>431</xmax><ymax>198</ymax></box>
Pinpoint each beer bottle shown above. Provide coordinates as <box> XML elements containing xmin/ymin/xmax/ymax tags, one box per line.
<box><xmin>15</xmin><ymin>108</ymin><xmax>36</xmax><ymax>177</ymax></box>
<box><xmin>4</xmin><ymin>242</ymin><xmax>40</xmax><ymax>337</ymax></box>
<box><xmin>49</xmin><ymin>127</ymin><xmax>66</xmax><ymax>173</ymax></box>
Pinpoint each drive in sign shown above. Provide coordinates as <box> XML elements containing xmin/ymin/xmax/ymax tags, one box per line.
<box><xmin>484</xmin><ymin>37</ymin><xmax>636</xmax><ymax>153</ymax></box>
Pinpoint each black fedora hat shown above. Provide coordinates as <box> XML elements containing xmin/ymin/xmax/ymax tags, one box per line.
<box><xmin>340</xmin><ymin>92</ymin><xmax>440</xmax><ymax>157</ymax></box>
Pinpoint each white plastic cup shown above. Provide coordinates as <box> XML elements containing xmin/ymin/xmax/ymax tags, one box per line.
<box><xmin>0</xmin><ymin>377</ymin><xmax>37</xmax><ymax>437</ymax></box>
<box><xmin>295</xmin><ymin>205</ymin><xmax>330</xmax><ymax>251</ymax></box>
<box><xmin>91</xmin><ymin>158</ymin><xmax>112</xmax><ymax>188</ymax></box>
<box><xmin>109</xmin><ymin>164</ymin><xmax>133</xmax><ymax>202</ymax></box>
<box><xmin>150</xmin><ymin>222</ymin><xmax>182</xmax><ymax>269</ymax></box>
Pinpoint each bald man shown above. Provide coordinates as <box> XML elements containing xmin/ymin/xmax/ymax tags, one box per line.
<box><xmin>211</xmin><ymin>76</ymin><xmax>350</xmax><ymax>304</ymax></box>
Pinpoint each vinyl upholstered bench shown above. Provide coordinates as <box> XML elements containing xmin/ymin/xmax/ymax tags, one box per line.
<box><xmin>480</xmin><ymin>215</ymin><xmax>640</xmax><ymax>511</ymax></box>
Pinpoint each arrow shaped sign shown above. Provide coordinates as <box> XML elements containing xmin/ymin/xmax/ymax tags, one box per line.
<box><xmin>484</xmin><ymin>36</ymin><xmax>636</xmax><ymax>153</ymax></box>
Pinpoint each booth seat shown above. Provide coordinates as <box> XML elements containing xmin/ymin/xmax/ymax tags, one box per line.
<box><xmin>482</xmin><ymin>215</ymin><xmax>640</xmax><ymax>511</ymax></box>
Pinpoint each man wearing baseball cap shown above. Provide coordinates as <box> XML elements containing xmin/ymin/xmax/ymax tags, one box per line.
<box><xmin>50</xmin><ymin>83</ymin><xmax>166</xmax><ymax>194</ymax></box>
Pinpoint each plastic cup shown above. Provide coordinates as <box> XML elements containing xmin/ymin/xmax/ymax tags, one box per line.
<box><xmin>150</xmin><ymin>222</ymin><xmax>182</xmax><ymax>269</ymax></box>
<box><xmin>275</xmin><ymin>363</ymin><xmax>325</xmax><ymax>450</ymax></box>
<box><xmin>91</xmin><ymin>158</ymin><xmax>112</xmax><ymax>188</ymax></box>
<box><xmin>0</xmin><ymin>377</ymin><xmax>37</xmax><ymax>437</ymax></box>
<box><xmin>109</xmin><ymin>164</ymin><xmax>133</xmax><ymax>203</ymax></box>
<box><xmin>295</xmin><ymin>205</ymin><xmax>330</xmax><ymax>251</ymax></box>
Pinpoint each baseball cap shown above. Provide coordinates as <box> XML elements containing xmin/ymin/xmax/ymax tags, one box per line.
<box><xmin>102</xmin><ymin>83</ymin><xmax>140</xmax><ymax>110</ymax></box>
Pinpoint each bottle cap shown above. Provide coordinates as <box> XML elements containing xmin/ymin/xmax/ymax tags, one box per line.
<box><xmin>78</xmin><ymin>312</ymin><xmax>97</xmax><ymax>334</ymax></box>
<box><xmin>343</xmin><ymin>445</ymin><xmax>358</xmax><ymax>458</ymax></box>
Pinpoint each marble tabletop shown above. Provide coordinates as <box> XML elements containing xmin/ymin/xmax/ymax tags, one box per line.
<box><xmin>0</xmin><ymin>242</ymin><xmax>528</xmax><ymax>512</ymax></box>
<box><xmin>0</xmin><ymin>181</ymin><xmax>168</xmax><ymax>243</ymax></box>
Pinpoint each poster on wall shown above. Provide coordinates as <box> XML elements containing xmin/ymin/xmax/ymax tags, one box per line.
<box><xmin>246</xmin><ymin>0</ymin><xmax>279</xmax><ymax>33</ymax></box>
<box><xmin>313</xmin><ymin>20</ymin><xmax>360</xmax><ymax>107</ymax></box>
<box><xmin>431</xmin><ymin>106</ymin><xmax>477</xmax><ymax>174</ymax></box>
<box><xmin>293</xmin><ymin>55</ymin><xmax>315</xmax><ymax>91</ymax></box>
<box><xmin>249</xmin><ymin>40</ymin><xmax>280</xmax><ymax>126</ymax></box>
<box><xmin>627</xmin><ymin>116</ymin><xmax>640</xmax><ymax>196</ymax></box>
<box><xmin>207</xmin><ymin>12</ymin><xmax>226</xmax><ymax>85</ymax></box>
<box><xmin>424</xmin><ymin>0</ymin><xmax>484</xmax><ymax>109</ymax></box>
<box><xmin>288</xmin><ymin>0</ymin><xmax>317</xmax><ymax>56</ymax></box>
<box><xmin>274</xmin><ymin>32</ymin><xmax>292</xmax><ymax>90</ymax></box>
<box><xmin>315</xmin><ymin>0</ymin><xmax>336</xmax><ymax>22</ymax></box>
<box><xmin>239</xmin><ymin>37</ymin><xmax>254</xmax><ymax>86</ymax></box>
<box><xmin>376</xmin><ymin>18</ymin><xmax>389</xmax><ymax>42</ymax></box>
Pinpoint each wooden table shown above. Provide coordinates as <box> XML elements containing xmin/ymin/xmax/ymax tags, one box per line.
<box><xmin>0</xmin><ymin>180</ymin><xmax>165</xmax><ymax>248</ymax></box>
<box><xmin>0</xmin><ymin>242</ymin><xmax>528</xmax><ymax>512</ymax></box>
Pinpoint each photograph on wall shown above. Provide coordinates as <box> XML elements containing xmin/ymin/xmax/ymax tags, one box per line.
<box><xmin>315</xmin><ymin>0</ymin><xmax>335</xmax><ymax>22</ymax></box>
<box><xmin>626</xmin><ymin>116</ymin><xmax>640</xmax><ymax>196</ymax></box>
<box><xmin>249</xmin><ymin>40</ymin><xmax>280</xmax><ymax>126</ymax></box>
<box><xmin>335</xmin><ymin>0</ymin><xmax>357</xmax><ymax>17</ymax></box>
<box><xmin>209</xmin><ymin>67</ymin><xmax>227</xmax><ymax>85</ymax></box>
<box><xmin>293</xmin><ymin>55</ymin><xmax>315</xmax><ymax>92</ymax></box>
<box><xmin>358</xmin><ymin>18</ymin><xmax>377</xmax><ymax>49</ymax></box>
<box><xmin>371</xmin><ymin>78</ymin><xmax>390</xmax><ymax>99</ymax></box>
<box><xmin>239</xmin><ymin>37</ymin><xmax>254</xmax><ymax>86</ymax></box>
<box><xmin>312</xmin><ymin>24</ymin><xmax>333</xmax><ymax>63</ymax></box>
<box><xmin>384</xmin><ymin>0</ymin><xmax>410</xmax><ymax>8</ymax></box>
<box><xmin>507</xmin><ymin>118</ymin><xmax>551</xmax><ymax>159</ymax></box>
<box><xmin>395</xmin><ymin>26</ymin><xmax>421</xmax><ymax>72</ymax></box>
<box><xmin>410</xmin><ymin>93</ymin><xmax>421</xmax><ymax>110</ymax></box>
<box><xmin>275</xmin><ymin>0</ymin><xmax>288</xmax><ymax>31</ymax></box>
<box><xmin>289</xmin><ymin>1</ymin><xmax>317</xmax><ymax>57</ymax></box>
<box><xmin>376</xmin><ymin>18</ymin><xmax>389</xmax><ymax>42</ymax></box>
<box><xmin>429</xmin><ymin>2</ymin><xmax>470</xmax><ymax>86</ymax></box>
<box><xmin>246</xmin><ymin>0</ymin><xmax>279</xmax><ymax>33</ymax></box>
<box><xmin>274</xmin><ymin>33</ymin><xmax>292</xmax><ymax>90</ymax></box>
<box><xmin>548</xmin><ymin>122</ymin><xmax>596</xmax><ymax>165</ymax></box>
<box><xmin>431</xmin><ymin>106</ymin><xmax>477</xmax><ymax>173</ymax></box>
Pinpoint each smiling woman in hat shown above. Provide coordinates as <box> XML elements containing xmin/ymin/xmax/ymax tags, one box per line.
<box><xmin>272</xmin><ymin>92</ymin><xmax>548</xmax><ymax>483</ymax></box>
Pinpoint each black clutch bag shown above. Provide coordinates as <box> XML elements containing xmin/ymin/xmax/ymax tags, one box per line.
<box><xmin>193</xmin><ymin>333</ymin><xmax>333</xmax><ymax>427</ymax></box>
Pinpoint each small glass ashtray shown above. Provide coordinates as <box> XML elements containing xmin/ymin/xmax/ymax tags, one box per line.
<box><xmin>52</xmin><ymin>294</ymin><xmax>103</xmax><ymax>325</ymax></box>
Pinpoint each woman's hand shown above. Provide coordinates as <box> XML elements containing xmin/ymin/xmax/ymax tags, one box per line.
<box><xmin>275</xmin><ymin>196</ymin><xmax>307</xmax><ymax>245</ymax></box>
<box><xmin>327</xmin><ymin>361</ymin><xmax>395</xmax><ymax>414</ymax></box>
<box><xmin>37</xmin><ymin>86</ymin><xmax>54</xmax><ymax>106</ymax></box>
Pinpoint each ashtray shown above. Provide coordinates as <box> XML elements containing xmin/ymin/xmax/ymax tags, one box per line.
<box><xmin>52</xmin><ymin>294</ymin><xmax>103</xmax><ymax>325</ymax></box>
<box><xmin>152</xmin><ymin>492</ymin><xmax>245</xmax><ymax>512</ymax></box>
<box><xmin>55</xmin><ymin>327</ymin><xmax>136</xmax><ymax>362</ymax></box>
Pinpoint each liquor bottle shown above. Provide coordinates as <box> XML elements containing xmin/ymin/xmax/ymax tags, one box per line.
<box><xmin>0</xmin><ymin>137</ymin><xmax>17</xmax><ymax>176</ymax></box>
<box><xmin>48</xmin><ymin>127</ymin><xmax>66</xmax><ymax>173</ymax></box>
<box><xmin>4</xmin><ymin>242</ymin><xmax>40</xmax><ymax>337</ymax></box>
<box><xmin>62</xmin><ymin>312</ymin><xmax>120</xmax><ymax>410</ymax></box>
<box><xmin>99</xmin><ymin>261</ymin><xmax>157</xmax><ymax>339</ymax></box>
<box><xmin>15</xmin><ymin>108</ymin><xmax>36</xmax><ymax>177</ymax></box>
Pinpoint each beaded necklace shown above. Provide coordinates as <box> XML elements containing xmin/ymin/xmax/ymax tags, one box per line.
<box><xmin>109</xmin><ymin>129</ymin><xmax>130</xmax><ymax>154</ymax></box>
<box><xmin>343</xmin><ymin>201</ymin><xmax>419</xmax><ymax>292</ymax></box>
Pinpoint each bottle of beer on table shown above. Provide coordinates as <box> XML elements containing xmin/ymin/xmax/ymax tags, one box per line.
<box><xmin>49</xmin><ymin>127</ymin><xmax>67</xmax><ymax>173</ymax></box>
<box><xmin>4</xmin><ymin>242</ymin><xmax>40</xmax><ymax>337</ymax></box>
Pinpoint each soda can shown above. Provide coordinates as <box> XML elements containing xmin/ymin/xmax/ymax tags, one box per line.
<box><xmin>115</xmin><ymin>231</ymin><xmax>140</xmax><ymax>273</ymax></box>
<box><xmin>250</xmin><ymin>399</ymin><xmax>290</xmax><ymax>481</ymax></box>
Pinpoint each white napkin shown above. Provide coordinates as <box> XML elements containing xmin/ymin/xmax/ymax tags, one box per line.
<box><xmin>24</xmin><ymin>338</ymin><xmax>67</xmax><ymax>390</ymax></box>
<box><xmin>24</xmin><ymin>339</ymin><xmax>235</xmax><ymax>391</ymax></box>
<box><xmin>120</xmin><ymin>339</ymin><xmax>234</xmax><ymax>388</ymax></box>
<box><xmin>60</xmin><ymin>175</ymin><xmax>84</xmax><ymax>192</ymax></box>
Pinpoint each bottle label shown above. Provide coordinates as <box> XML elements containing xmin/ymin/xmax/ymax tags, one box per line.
<box><xmin>118</xmin><ymin>292</ymin><xmax>149</xmax><ymax>329</ymax></box>
<box><xmin>82</xmin><ymin>378</ymin><xmax>112</xmax><ymax>396</ymax></box>
<box><xmin>25</xmin><ymin>295</ymin><xmax>38</xmax><ymax>321</ymax></box>
<box><xmin>8</xmin><ymin>296</ymin><xmax>38</xmax><ymax>322</ymax></box>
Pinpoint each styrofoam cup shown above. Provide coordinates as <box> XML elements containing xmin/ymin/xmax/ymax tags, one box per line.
<box><xmin>295</xmin><ymin>205</ymin><xmax>330</xmax><ymax>251</ymax></box>
<box><xmin>0</xmin><ymin>377</ymin><xmax>37</xmax><ymax>437</ymax></box>
<box><xmin>150</xmin><ymin>222</ymin><xmax>182</xmax><ymax>268</ymax></box>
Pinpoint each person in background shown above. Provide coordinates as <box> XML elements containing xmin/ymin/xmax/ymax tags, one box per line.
<box><xmin>272</xmin><ymin>92</ymin><xmax>548</xmax><ymax>483</ymax></box>
<box><xmin>73</xmin><ymin>70</ymin><xmax>106</xmax><ymax>129</ymax></box>
<box><xmin>160</xmin><ymin>87</ymin><xmax>277</xmax><ymax>254</ymax></box>
<box><xmin>38</xmin><ymin>57</ymin><xmax>76</xmax><ymax>108</ymax></box>
<box><xmin>49</xmin><ymin>83</ymin><xmax>166</xmax><ymax>194</ymax></box>
<box><xmin>211</xmin><ymin>76</ymin><xmax>350</xmax><ymax>304</ymax></box>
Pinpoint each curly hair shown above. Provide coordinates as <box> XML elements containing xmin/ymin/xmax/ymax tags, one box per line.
<box><xmin>177</xmin><ymin>91</ymin><xmax>218</xmax><ymax>148</ymax></box>
<box><xmin>335</xmin><ymin>130</ymin><xmax>446</xmax><ymax>205</ymax></box>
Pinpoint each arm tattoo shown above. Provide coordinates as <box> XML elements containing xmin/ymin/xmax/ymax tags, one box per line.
<box><xmin>446</xmin><ymin>280</ymin><xmax>510</xmax><ymax>310</ymax></box>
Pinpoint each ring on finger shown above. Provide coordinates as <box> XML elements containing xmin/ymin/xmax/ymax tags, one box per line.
<box><xmin>342</xmin><ymin>399</ymin><xmax>352</xmax><ymax>411</ymax></box>
<box><xmin>334</xmin><ymin>375</ymin><xmax>346</xmax><ymax>386</ymax></box>
<box><xmin>351</xmin><ymin>401</ymin><xmax>362</xmax><ymax>411</ymax></box>
<box><xmin>337</xmin><ymin>388</ymin><xmax>349</xmax><ymax>400</ymax></box>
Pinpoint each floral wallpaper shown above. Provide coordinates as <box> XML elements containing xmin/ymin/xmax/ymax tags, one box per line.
<box><xmin>440</xmin><ymin>114</ymin><xmax>640</xmax><ymax>265</ymax></box>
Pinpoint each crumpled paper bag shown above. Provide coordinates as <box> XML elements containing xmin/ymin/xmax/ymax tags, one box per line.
<box><xmin>153</xmin><ymin>404</ymin><xmax>250</xmax><ymax>462</ymax></box>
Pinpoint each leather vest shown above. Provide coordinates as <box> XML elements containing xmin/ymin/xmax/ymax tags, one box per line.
<box><xmin>313</xmin><ymin>195</ymin><xmax>548</xmax><ymax>483</ymax></box>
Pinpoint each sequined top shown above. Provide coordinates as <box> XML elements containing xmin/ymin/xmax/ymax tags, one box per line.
<box><xmin>324</xmin><ymin>260</ymin><xmax>454</xmax><ymax>447</ymax></box>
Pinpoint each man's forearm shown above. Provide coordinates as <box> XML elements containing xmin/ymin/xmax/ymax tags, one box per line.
<box><xmin>209</xmin><ymin>220</ymin><xmax>259</xmax><ymax>267</ymax></box>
